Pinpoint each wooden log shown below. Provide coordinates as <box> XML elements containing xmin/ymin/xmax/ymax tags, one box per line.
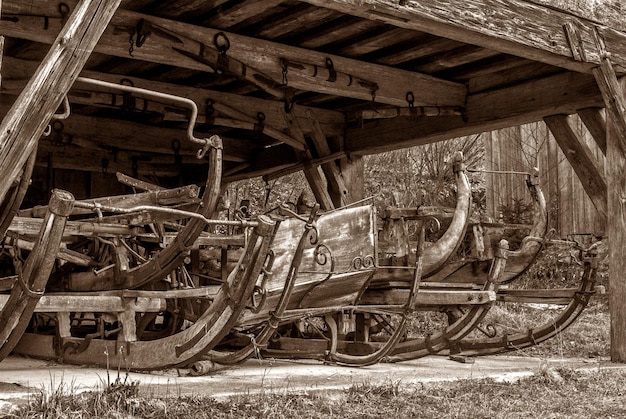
<box><xmin>0</xmin><ymin>0</ymin><xmax>121</xmax><ymax>205</ymax></box>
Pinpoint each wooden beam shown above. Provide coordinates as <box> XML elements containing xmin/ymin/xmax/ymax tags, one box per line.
<box><xmin>527</xmin><ymin>0</ymin><xmax>625</xmax><ymax>32</ymax></box>
<box><xmin>0</xmin><ymin>99</ymin><xmax>251</xmax><ymax>164</ymax></box>
<box><xmin>203</xmin><ymin>0</ymin><xmax>285</xmax><ymax>28</ymax></box>
<box><xmin>577</xmin><ymin>107</ymin><xmax>607</xmax><ymax>154</ymax></box>
<box><xmin>305</xmin><ymin>109</ymin><xmax>349</xmax><ymax>207</ymax></box>
<box><xmin>0</xmin><ymin>1</ymin><xmax>467</xmax><ymax>108</ymax></box>
<box><xmin>543</xmin><ymin>114</ymin><xmax>607</xmax><ymax>224</ymax></box>
<box><xmin>298</xmin><ymin>0</ymin><xmax>626</xmax><ymax>73</ymax></box>
<box><xmin>283</xmin><ymin>111</ymin><xmax>335</xmax><ymax>210</ymax></box>
<box><xmin>0</xmin><ymin>294</ymin><xmax>165</xmax><ymax>313</ymax></box>
<box><xmin>0</xmin><ymin>0</ymin><xmax>121</xmax><ymax>204</ymax></box>
<box><xmin>346</xmin><ymin>71</ymin><xmax>603</xmax><ymax>154</ymax></box>
<box><xmin>2</xmin><ymin>56</ymin><xmax>346</xmax><ymax>141</ymax></box>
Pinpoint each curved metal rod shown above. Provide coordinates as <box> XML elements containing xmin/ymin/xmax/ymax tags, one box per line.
<box><xmin>73</xmin><ymin>201</ymin><xmax>259</xmax><ymax>229</ymax></box>
<box><xmin>76</xmin><ymin>77</ymin><xmax>216</xmax><ymax>158</ymax></box>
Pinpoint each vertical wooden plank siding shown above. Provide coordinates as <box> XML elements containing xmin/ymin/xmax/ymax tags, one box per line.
<box><xmin>485</xmin><ymin>120</ymin><xmax>604</xmax><ymax>237</ymax></box>
<box><xmin>0</xmin><ymin>0</ymin><xmax>121</xmax><ymax>204</ymax></box>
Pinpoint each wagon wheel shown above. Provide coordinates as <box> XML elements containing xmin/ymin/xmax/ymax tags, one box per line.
<box><xmin>449</xmin><ymin>242</ymin><xmax>600</xmax><ymax>356</ymax></box>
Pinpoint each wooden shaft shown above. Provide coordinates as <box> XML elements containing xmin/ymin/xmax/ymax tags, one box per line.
<box><xmin>0</xmin><ymin>189</ymin><xmax>75</xmax><ymax>360</ymax></box>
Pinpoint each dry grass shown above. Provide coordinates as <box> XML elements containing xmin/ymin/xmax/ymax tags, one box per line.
<box><xmin>10</xmin><ymin>365</ymin><xmax>625</xmax><ymax>418</ymax></box>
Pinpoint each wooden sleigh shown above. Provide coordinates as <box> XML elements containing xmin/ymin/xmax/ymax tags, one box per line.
<box><xmin>220</xmin><ymin>152</ymin><xmax>500</xmax><ymax>366</ymax></box>
<box><xmin>0</xmin><ymin>73</ymin><xmax>289</xmax><ymax>370</ymax></box>
<box><xmin>3</xmin><ymin>133</ymin><xmax>285</xmax><ymax>370</ymax></box>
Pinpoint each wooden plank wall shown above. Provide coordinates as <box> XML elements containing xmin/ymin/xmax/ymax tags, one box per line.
<box><xmin>485</xmin><ymin>117</ymin><xmax>605</xmax><ymax>237</ymax></box>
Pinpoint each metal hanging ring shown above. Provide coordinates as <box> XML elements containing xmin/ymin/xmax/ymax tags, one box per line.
<box><xmin>406</xmin><ymin>91</ymin><xmax>415</xmax><ymax>107</ymax></box>
<box><xmin>214</xmin><ymin>32</ymin><xmax>230</xmax><ymax>54</ymax></box>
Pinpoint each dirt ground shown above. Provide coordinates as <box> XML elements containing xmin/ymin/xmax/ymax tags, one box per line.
<box><xmin>0</xmin><ymin>353</ymin><xmax>619</xmax><ymax>412</ymax></box>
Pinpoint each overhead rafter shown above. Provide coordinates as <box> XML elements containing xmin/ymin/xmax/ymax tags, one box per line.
<box><xmin>298</xmin><ymin>0</ymin><xmax>626</xmax><ymax>73</ymax></box>
<box><xmin>345</xmin><ymin>71</ymin><xmax>603</xmax><ymax>154</ymax></box>
<box><xmin>0</xmin><ymin>1</ymin><xmax>467</xmax><ymax>108</ymax></box>
<box><xmin>1</xmin><ymin>56</ymin><xmax>346</xmax><ymax>151</ymax></box>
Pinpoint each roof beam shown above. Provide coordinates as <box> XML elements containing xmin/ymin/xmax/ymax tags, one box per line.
<box><xmin>0</xmin><ymin>1</ymin><xmax>467</xmax><ymax>108</ymax></box>
<box><xmin>2</xmin><ymin>56</ymin><xmax>346</xmax><ymax>142</ymax></box>
<box><xmin>299</xmin><ymin>0</ymin><xmax>626</xmax><ymax>73</ymax></box>
<box><xmin>346</xmin><ymin>71</ymin><xmax>603</xmax><ymax>154</ymax></box>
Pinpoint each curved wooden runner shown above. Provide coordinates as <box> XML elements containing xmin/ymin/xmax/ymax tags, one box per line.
<box><xmin>14</xmin><ymin>215</ymin><xmax>277</xmax><ymax>370</ymax></box>
<box><xmin>206</xmin><ymin>207</ymin><xmax>320</xmax><ymax>365</ymax></box>
<box><xmin>207</xmin><ymin>204</ymin><xmax>379</xmax><ymax>365</ymax></box>
<box><xmin>371</xmin><ymin>151</ymin><xmax>472</xmax><ymax>286</ymax></box>
<box><xmin>449</xmin><ymin>247</ymin><xmax>599</xmax><ymax>356</ymax></box>
<box><xmin>53</xmin><ymin>135</ymin><xmax>223</xmax><ymax>291</ymax></box>
<box><xmin>427</xmin><ymin>174</ymin><xmax>548</xmax><ymax>285</ymax></box>
<box><xmin>325</xmin><ymin>228</ymin><xmax>426</xmax><ymax>366</ymax></box>
<box><xmin>0</xmin><ymin>189</ymin><xmax>75</xmax><ymax>361</ymax></box>
<box><xmin>386</xmin><ymin>240</ymin><xmax>509</xmax><ymax>362</ymax></box>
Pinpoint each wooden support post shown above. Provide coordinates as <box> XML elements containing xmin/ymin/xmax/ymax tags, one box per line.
<box><xmin>338</xmin><ymin>152</ymin><xmax>365</xmax><ymax>203</ymax></box>
<box><xmin>591</xmin><ymin>31</ymin><xmax>626</xmax><ymax>362</ymax></box>
<box><xmin>546</xmin><ymin>127</ymin><xmax>561</xmax><ymax>233</ymax></box>
<box><xmin>544</xmin><ymin>114</ymin><xmax>607</xmax><ymax>227</ymax></box>
<box><xmin>605</xmin><ymin>79</ymin><xmax>626</xmax><ymax>363</ymax></box>
<box><xmin>0</xmin><ymin>0</ymin><xmax>3</xmax><ymax>89</ymax></box>
<box><xmin>0</xmin><ymin>0</ymin><xmax>121</xmax><ymax>204</ymax></box>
